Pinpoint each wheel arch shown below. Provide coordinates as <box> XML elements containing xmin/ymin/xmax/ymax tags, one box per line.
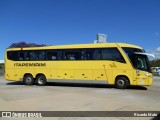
<box><xmin>23</xmin><ymin>73</ymin><xmax>34</xmax><ymax>79</ymax></box>
<box><xmin>35</xmin><ymin>73</ymin><xmax>46</xmax><ymax>79</ymax></box>
<box><xmin>115</xmin><ymin>75</ymin><xmax>130</xmax><ymax>85</ymax></box>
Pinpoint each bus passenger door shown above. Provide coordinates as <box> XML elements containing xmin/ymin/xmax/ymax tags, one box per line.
<box><xmin>92</xmin><ymin>65</ymin><xmax>112</xmax><ymax>84</ymax></box>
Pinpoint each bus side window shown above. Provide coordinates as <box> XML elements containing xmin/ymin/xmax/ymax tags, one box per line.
<box><xmin>57</xmin><ymin>51</ymin><xmax>62</xmax><ymax>60</ymax></box>
<box><xmin>94</xmin><ymin>49</ymin><xmax>102</xmax><ymax>60</ymax></box>
<box><xmin>65</xmin><ymin>52</ymin><xmax>75</xmax><ymax>60</ymax></box>
<box><xmin>101</xmin><ymin>48</ymin><xmax>125</xmax><ymax>63</ymax></box>
<box><xmin>19</xmin><ymin>52</ymin><xmax>25</xmax><ymax>60</ymax></box>
<box><xmin>30</xmin><ymin>51</ymin><xmax>38</xmax><ymax>60</ymax></box>
<box><xmin>7</xmin><ymin>51</ymin><xmax>19</xmax><ymax>61</ymax></box>
<box><xmin>64</xmin><ymin>50</ymin><xmax>82</xmax><ymax>60</ymax></box>
<box><xmin>25</xmin><ymin>51</ymin><xmax>30</xmax><ymax>60</ymax></box>
<box><xmin>82</xmin><ymin>49</ymin><xmax>93</xmax><ymax>60</ymax></box>
<box><xmin>38</xmin><ymin>51</ymin><xmax>46</xmax><ymax>60</ymax></box>
<box><xmin>46</xmin><ymin>51</ymin><xmax>58</xmax><ymax>60</ymax></box>
<box><xmin>102</xmin><ymin>49</ymin><xmax>114</xmax><ymax>60</ymax></box>
<box><xmin>112</xmin><ymin>49</ymin><xmax>125</xmax><ymax>63</ymax></box>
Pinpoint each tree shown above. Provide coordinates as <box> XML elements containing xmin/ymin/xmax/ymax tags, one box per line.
<box><xmin>150</xmin><ymin>59</ymin><xmax>160</xmax><ymax>67</ymax></box>
<box><xmin>8</xmin><ymin>41</ymin><xmax>46</xmax><ymax>48</ymax></box>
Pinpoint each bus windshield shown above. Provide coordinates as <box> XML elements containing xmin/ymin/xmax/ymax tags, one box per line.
<box><xmin>122</xmin><ymin>48</ymin><xmax>151</xmax><ymax>73</ymax></box>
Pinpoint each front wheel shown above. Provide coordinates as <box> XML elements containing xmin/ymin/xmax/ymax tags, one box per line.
<box><xmin>36</xmin><ymin>75</ymin><xmax>47</xmax><ymax>86</ymax></box>
<box><xmin>115</xmin><ymin>77</ymin><xmax>129</xmax><ymax>89</ymax></box>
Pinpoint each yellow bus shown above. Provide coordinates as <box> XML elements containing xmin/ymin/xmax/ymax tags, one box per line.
<box><xmin>5</xmin><ymin>43</ymin><xmax>153</xmax><ymax>89</ymax></box>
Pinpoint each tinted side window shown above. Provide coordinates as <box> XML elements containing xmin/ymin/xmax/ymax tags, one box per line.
<box><xmin>101</xmin><ymin>49</ymin><xmax>113</xmax><ymax>60</ymax></box>
<box><xmin>47</xmin><ymin>51</ymin><xmax>57</xmax><ymax>60</ymax></box>
<box><xmin>63</xmin><ymin>50</ymin><xmax>82</xmax><ymax>60</ymax></box>
<box><xmin>37</xmin><ymin>51</ymin><xmax>46</xmax><ymax>60</ymax></box>
<box><xmin>19</xmin><ymin>51</ymin><xmax>30</xmax><ymax>60</ymax></box>
<box><xmin>29</xmin><ymin>51</ymin><xmax>46</xmax><ymax>60</ymax></box>
<box><xmin>113</xmin><ymin>49</ymin><xmax>125</xmax><ymax>62</ymax></box>
<box><xmin>7</xmin><ymin>48</ymin><xmax>125</xmax><ymax>62</ymax></box>
<box><xmin>94</xmin><ymin>49</ymin><xmax>102</xmax><ymax>60</ymax></box>
<box><xmin>7</xmin><ymin>50</ymin><xmax>46</xmax><ymax>61</ymax></box>
<box><xmin>46</xmin><ymin>51</ymin><xmax>62</xmax><ymax>60</ymax></box>
<box><xmin>102</xmin><ymin>48</ymin><xmax>125</xmax><ymax>62</ymax></box>
<box><xmin>82</xmin><ymin>49</ymin><xmax>94</xmax><ymax>60</ymax></box>
<box><xmin>7</xmin><ymin>51</ymin><xmax>19</xmax><ymax>61</ymax></box>
<box><xmin>30</xmin><ymin>51</ymin><xmax>38</xmax><ymax>60</ymax></box>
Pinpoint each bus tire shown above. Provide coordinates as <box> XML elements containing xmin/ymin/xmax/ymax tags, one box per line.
<box><xmin>23</xmin><ymin>75</ymin><xmax>34</xmax><ymax>85</ymax></box>
<box><xmin>115</xmin><ymin>77</ymin><xmax>129</xmax><ymax>89</ymax></box>
<box><xmin>36</xmin><ymin>75</ymin><xmax>47</xmax><ymax>86</ymax></box>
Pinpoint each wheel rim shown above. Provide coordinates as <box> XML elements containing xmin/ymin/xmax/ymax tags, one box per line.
<box><xmin>38</xmin><ymin>77</ymin><xmax>45</xmax><ymax>85</ymax></box>
<box><xmin>26</xmin><ymin>77</ymin><xmax>32</xmax><ymax>83</ymax></box>
<box><xmin>117</xmin><ymin>79</ymin><xmax>125</xmax><ymax>88</ymax></box>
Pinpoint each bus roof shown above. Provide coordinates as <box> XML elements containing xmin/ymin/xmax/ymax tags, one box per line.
<box><xmin>6</xmin><ymin>43</ymin><xmax>142</xmax><ymax>51</ymax></box>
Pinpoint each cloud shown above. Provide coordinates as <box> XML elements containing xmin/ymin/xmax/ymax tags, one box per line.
<box><xmin>147</xmin><ymin>48</ymin><xmax>160</xmax><ymax>59</ymax></box>
<box><xmin>157</xmin><ymin>47</ymin><xmax>160</xmax><ymax>51</ymax></box>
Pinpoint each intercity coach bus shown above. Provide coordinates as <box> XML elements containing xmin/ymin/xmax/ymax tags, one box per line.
<box><xmin>5</xmin><ymin>43</ymin><xmax>153</xmax><ymax>89</ymax></box>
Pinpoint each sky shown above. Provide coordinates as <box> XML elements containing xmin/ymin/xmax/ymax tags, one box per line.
<box><xmin>0</xmin><ymin>0</ymin><xmax>160</xmax><ymax>60</ymax></box>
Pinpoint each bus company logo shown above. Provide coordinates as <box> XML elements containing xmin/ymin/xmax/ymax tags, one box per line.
<box><xmin>2</xmin><ymin>112</ymin><xmax>12</xmax><ymax>117</ymax></box>
<box><xmin>14</xmin><ymin>63</ymin><xmax>46</xmax><ymax>67</ymax></box>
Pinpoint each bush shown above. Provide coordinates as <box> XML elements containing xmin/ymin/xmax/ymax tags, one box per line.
<box><xmin>150</xmin><ymin>59</ymin><xmax>160</xmax><ymax>67</ymax></box>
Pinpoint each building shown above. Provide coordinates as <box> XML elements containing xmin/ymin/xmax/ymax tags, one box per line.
<box><xmin>94</xmin><ymin>33</ymin><xmax>107</xmax><ymax>43</ymax></box>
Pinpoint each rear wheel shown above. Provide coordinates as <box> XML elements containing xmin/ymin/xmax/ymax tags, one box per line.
<box><xmin>115</xmin><ymin>77</ymin><xmax>129</xmax><ymax>89</ymax></box>
<box><xmin>36</xmin><ymin>75</ymin><xmax>47</xmax><ymax>86</ymax></box>
<box><xmin>23</xmin><ymin>75</ymin><xmax>34</xmax><ymax>85</ymax></box>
